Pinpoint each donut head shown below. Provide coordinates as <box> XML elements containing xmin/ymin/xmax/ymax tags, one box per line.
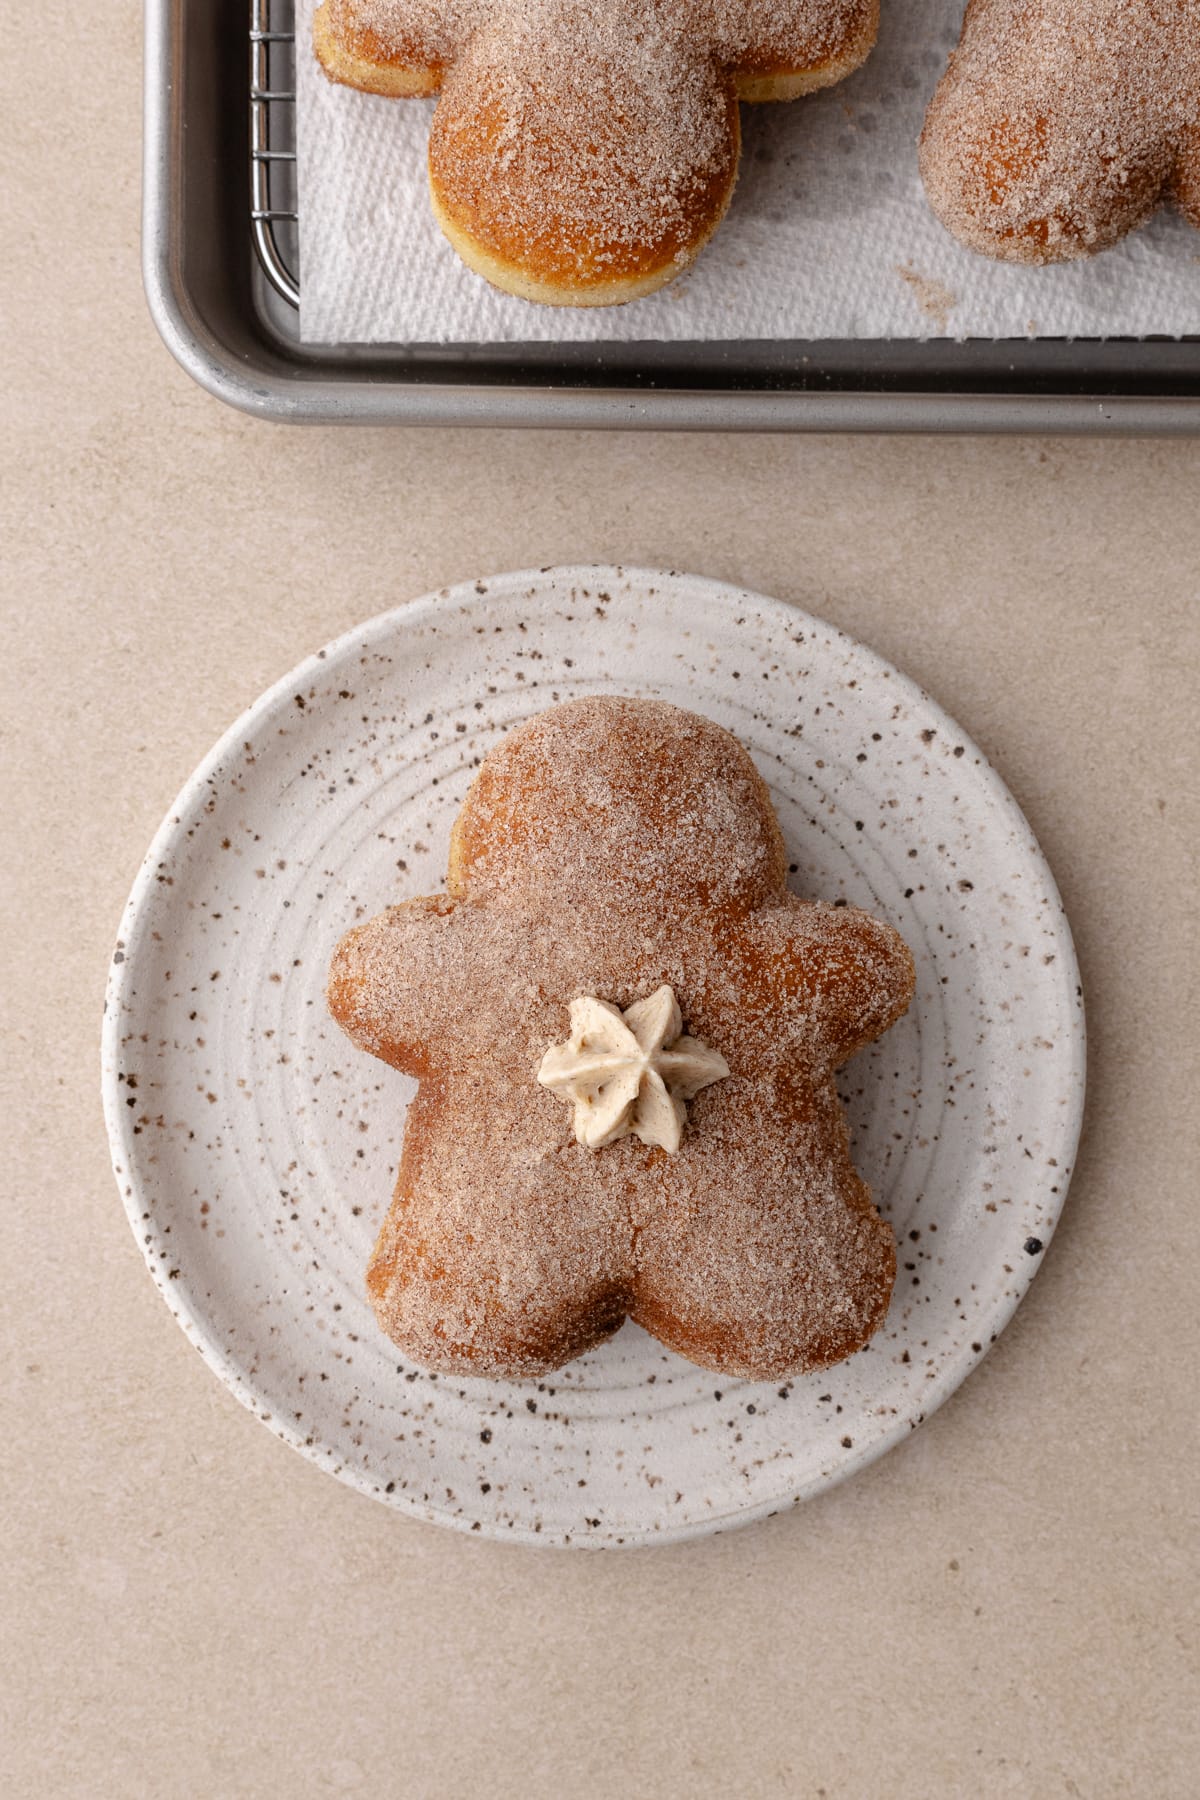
<box><xmin>448</xmin><ymin>696</ymin><xmax>788</xmax><ymax>913</ymax></box>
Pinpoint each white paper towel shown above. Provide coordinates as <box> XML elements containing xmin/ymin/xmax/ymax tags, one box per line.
<box><xmin>295</xmin><ymin>0</ymin><xmax>1200</xmax><ymax>344</ymax></box>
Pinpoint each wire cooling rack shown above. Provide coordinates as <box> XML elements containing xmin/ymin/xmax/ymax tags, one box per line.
<box><xmin>250</xmin><ymin>0</ymin><xmax>299</xmax><ymax>306</ymax></box>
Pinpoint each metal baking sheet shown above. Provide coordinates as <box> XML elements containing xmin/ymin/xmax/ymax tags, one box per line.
<box><xmin>143</xmin><ymin>0</ymin><xmax>1200</xmax><ymax>431</ymax></box>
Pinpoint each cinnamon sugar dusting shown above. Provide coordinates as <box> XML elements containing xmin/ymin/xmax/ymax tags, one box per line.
<box><xmin>920</xmin><ymin>0</ymin><xmax>1200</xmax><ymax>263</ymax></box>
<box><xmin>327</xmin><ymin>697</ymin><xmax>915</xmax><ymax>1381</ymax></box>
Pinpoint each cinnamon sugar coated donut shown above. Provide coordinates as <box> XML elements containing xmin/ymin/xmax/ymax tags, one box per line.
<box><xmin>314</xmin><ymin>0</ymin><xmax>879</xmax><ymax>303</ymax></box>
<box><xmin>920</xmin><ymin>0</ymin><xmax>1200</xmax><ymax>263</ymax></box>
<box><xmin>327</xmin><ymin>697</ymin><xmax>915</xmax><ymax>1381</ymax></box>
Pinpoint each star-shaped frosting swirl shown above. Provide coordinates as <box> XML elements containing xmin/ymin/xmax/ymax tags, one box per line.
<box><xmin>537</xmin><ymin>985</ymin><xmax>730</xmax><ymax>1153</ymax></box>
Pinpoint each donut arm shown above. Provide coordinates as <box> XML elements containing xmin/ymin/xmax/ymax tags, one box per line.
<box><xmin>802</xmin><ymin>902</ymin><xmax>916</xmax><ymax>1067</ymax></box>
<box><xmin>719</xmin><ymin>0</ymin><xmax>880</xmax><ymax>100</ymax></box>
<box><xmin>733</xmin><ymin>897</ymin><xmax>915</xmax><ymax>1073</ymax></box>
<box><xmin>327</xmin><ymin>895</ymin><xmax>487</xmax><ymax>1076</ymax></box>
<box><xmin>314</xmin><ymin>0</ymin><xmax>478</xmax><ymax>95</ymax></box>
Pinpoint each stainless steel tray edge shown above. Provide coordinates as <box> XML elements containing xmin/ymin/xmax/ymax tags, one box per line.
<box><xmin>143</xmin><ymin>0</ymin><xmax>1200</xmax><ymax>433</ymax></box>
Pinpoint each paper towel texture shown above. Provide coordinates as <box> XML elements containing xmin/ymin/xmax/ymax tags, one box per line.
<box><xmin>296</xmin><ymin>0</ymin><xmax>1200</xmax><ymax>343</ymax></box>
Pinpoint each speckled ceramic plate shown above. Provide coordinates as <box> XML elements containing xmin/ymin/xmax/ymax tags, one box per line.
<box><xmin>103</xmin><ymin>568</ymin><xmax>1084</xmax><ymax>1546</ymax></box>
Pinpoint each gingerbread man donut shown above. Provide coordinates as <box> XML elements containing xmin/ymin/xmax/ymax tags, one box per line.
<box><xmin>314</xmin><ymin>0</ymin><xmax>879</xmax><ymax>303</ymax></box>
<box><xmin>327</xmin><ymin>697</ymin><xmax>915</xmax><ymax>1381</ymax></box>
<box><xmin>920</xmin><ymin>0</ymin><xmax>1200</xmax><ymax>263</ymax></box>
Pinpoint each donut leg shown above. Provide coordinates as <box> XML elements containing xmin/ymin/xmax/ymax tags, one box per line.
<box><xmin>630</xmin><ymin>1078</ymin><xmax>895</xmax><ymax>1380</ymax></box>
<box><xmin>367</xmin><ymin>1083</ymin><xmax>632</xmax><ymax>1377</ymax></box>
<box><xmin>921</xmin><ymin>95</ymin><xmax>1175</xmax><ymax>263</ymax></box>
<box><xmin>1174</xmin><ymin>128</ymin><xmax>1200</xmax><ymax>231</ymax></box>
<box><xmin>427</xmin><ymin>22</ymin><xmax>741</xmax><ymax>305</ymax></box>
<box><xmin>313</xmin><ymin>0</ymin><xmax>443</xmax><ymax>96</ymax></box>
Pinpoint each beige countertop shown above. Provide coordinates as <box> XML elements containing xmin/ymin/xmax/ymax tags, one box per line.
<box><xmin>4</xmin><ymin>9</ymin><xmax>1199</xmax><ymax>1797</ymax></box>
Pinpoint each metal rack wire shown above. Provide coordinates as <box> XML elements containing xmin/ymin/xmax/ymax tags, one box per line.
<box><xmin>250</xmin><ymin>0</ymin><xmax>300</xmax><ymax>307</ymax></box>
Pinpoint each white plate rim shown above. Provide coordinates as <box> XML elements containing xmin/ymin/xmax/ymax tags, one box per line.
<box><xmin>102</xmin><ymin>567</ymin><xmax>1086</xmax><ymax>1545</ymax></box>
